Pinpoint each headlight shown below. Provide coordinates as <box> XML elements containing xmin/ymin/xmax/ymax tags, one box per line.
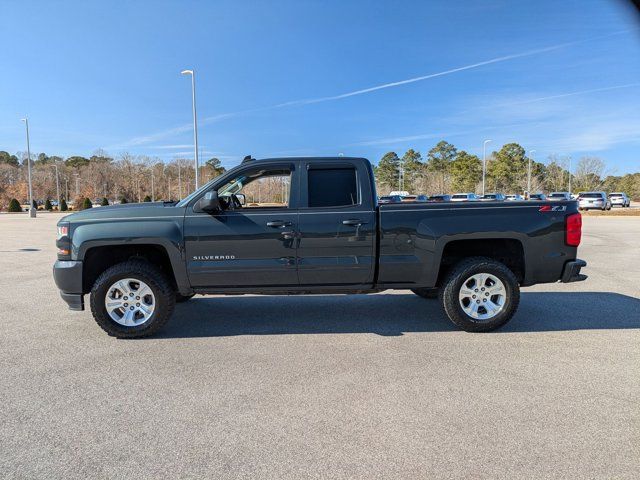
<box><xmin>56</xmin><ymin>222</ymin><xmax>71</xmax><ymax>257</ymax></box>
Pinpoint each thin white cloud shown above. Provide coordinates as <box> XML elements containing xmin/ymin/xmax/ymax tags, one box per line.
<box><xmin>112</xmin><ymin>29</ymin><xmax>632</xmax><ymax>148</ymax></box>
<box><xmin>496</xmin><ymin>83</ymin><xmax>640</xmax><ymax>107</ymax></box>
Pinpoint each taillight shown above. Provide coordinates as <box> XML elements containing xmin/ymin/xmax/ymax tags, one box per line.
<box><xmin>566</xmin><ymin>213</ymin><xmax>582</xmax><ymax>246</ymax></box>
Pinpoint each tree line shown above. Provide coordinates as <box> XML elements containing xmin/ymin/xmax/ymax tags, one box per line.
<box><xmin>0</xmin><ymin>150</ymin><xmax>226</xmax><ymax>210</ymax></box>
<box><xmin>0</xmin><ymin>141</ymin><xmax>638</xmax><ymax>210</ymax></box>
<box><xmin>373</xmin><ymin>141</ymin><xmax>638</xmax><ymax>199</ymax></box>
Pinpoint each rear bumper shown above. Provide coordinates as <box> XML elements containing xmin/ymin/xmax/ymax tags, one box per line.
<box><xmin>561</xmin><ymin>259</ymin><xmax>587</xmax><ymax>283</ymax></box>
<box><xmin>53</xmin><ymin>260</ymin><xmax>85</xmax><ymax>311</ymax></box>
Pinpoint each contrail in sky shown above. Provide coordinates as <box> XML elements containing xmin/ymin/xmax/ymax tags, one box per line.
<box><xmin>112</xmin><ymin>30</ymin><xmax>631</xmax><ymax>148</ymax></box>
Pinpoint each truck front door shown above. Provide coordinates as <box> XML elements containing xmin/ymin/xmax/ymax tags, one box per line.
<box><xmin>184</xmin><ymin>163</ymin><xmax>299</xmax><ymax>288</ymax></box>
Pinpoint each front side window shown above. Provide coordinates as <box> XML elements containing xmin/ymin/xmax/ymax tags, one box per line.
<box><xmin>308</xmin><ymin>167</ymin><xmax>358</xmax><ymax>208</ymax></box>
<box><xmin>218</xmin><ymin>168</ymin><xmax>291</xmax><ymax>208</ymax></box>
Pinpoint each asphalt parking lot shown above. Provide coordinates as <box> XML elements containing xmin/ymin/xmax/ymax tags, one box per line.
<box><xmin>1</xmin><ymin>213</ymin><xmax>638</xmax><ymax>479</ymax></box>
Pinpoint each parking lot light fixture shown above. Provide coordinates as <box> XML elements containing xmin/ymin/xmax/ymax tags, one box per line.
<box><xmin>21</xmin><ymin>118</ymin><xmax>36</xmax><ymax>218</ymax></box>
<box><xmin>181</xmin><ymin>69</ymin><xmax>199</xmax><ymax>189</ymax></box>
<box><xmin>50</xmin><ymin>163</ymin><xmax>61</xmax><ymax>208</ymax></box>
<box><xmin>482</xmin><ymin>139</ymin><xmax>492</xmax><ymax>196</ymax></box>
<box><xmin>528</xmin><ymin>150</ymin><xmax>536</xmax><ymax>196</ymax></box>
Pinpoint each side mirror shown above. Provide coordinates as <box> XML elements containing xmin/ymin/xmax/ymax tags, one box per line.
<box><xmin>235</xmin><ymin>193</ymin><xmax>246</xmax><ymax>206</ymax></box>
<box><xmin>194</xmin><ymin>190</ymin><xmax>220</xmax><ymax>213</ymax></box>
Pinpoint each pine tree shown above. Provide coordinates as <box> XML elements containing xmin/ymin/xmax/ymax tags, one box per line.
<box><xmin>60</xmin><ymin>198</ymin><xmax>68</xmax><ymax>211</ymax></box>
<box><xmin>143</xmin><ymin>195</ymin><xmax>152</xmax><ymax>202</ymax></box>
<box><xmin>82</xmin><ymin>197</ymin><xmax>93</xmax><ymax>209</ymax></box>
<box><xmin>45</xmin><ymin>198</ymin><xmax>53</xmax><ymax>210</ymax></box>
<box><xmin>101</xmin><ymin>197</ymin><xmax>109</xmax><ymax>206</ymax></box>
<box><xmin>120</xmin><ymin>197</ymin><xmax>128</xmax><ymax>204</ymax></box>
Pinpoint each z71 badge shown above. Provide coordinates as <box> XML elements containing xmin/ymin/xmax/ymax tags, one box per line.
<box><xmin>192</xmin><ymin>255</ymin><xmax>236</xmax><ymax>261</ymax></box>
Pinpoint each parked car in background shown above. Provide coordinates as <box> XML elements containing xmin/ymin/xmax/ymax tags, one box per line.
<box><xmin>378</xmin><ymin>195</ymin><xmax>402</xmax><ymax>204</ymax></box>
<box><xmin>528</xmin><ymin>193</ymin><xmax>547</xmax><ymax>201</ymax></box>
<box><xmin>479</xmin><ymin>193</ymin><xmax>506</xmax><ymax>202</ymax></box>
<box><xmin>578</xmin><ymin>192</ymin><xmax>611</xmax><ymax>211</ymax></box>
<box><xmin>389</xmin><ymin>191</ymin><xmax>410</xmax><ymax>197</ymax></box>
<box><xmin>400</xmin><ymin>195</ymin><xmax>428</xmax><ymax>202</ymax></box>
<box><xmin>404</xmin><ymin>194</ymin><xmax>428</xmax><ymax>202</ymax></box>
<box><xmin>451</xmin><ymin>193</ymin><xmax>479</xmax><ymax>202</ymax></box>
<box><xmin>609</xmin><ymin>192</ymin><xmax>630</xmax><ymax>208</ymax></box>
<box><xmin>548</xmin><ymin>192</ymin><xmax>572</xmax><ymax>201</ymax></box>
<box><xmin>428</xmin><ymin>194</ymin><xmax>452</xmax><ymax>202</ymax></box>
<box><xmin>505</xmin><ymin>194</ymin><xmax>524</xmax><ymax>201</ymax></box>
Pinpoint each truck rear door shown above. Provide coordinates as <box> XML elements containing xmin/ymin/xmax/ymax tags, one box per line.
<box><xmin>296</xmin><ymin>159</ymin><xmax>376</xmax><ymax>286</ymax></box>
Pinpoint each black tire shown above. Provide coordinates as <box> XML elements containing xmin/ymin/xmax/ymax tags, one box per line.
<box><xmin>89</xmin><ymin>259</ymin><xmax>176</xmax><ymax>338</ymax></box>
<box><xmin>176</xmin><ymin>293</ymin><xmax>195</xmax><ymax>303</ymax></box>
<box><xmin>439</xmin><ymin>257</ymin><xmax>520</xmax><ymax>332</ymax></box>
<box><xmin>411</xmin><ymin>287</ymin><xmax>439</xmax><ymax>299</ymax></box>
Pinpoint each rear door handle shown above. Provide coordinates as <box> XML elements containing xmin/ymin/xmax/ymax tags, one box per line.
<box><xmin>267</xmin><ymin>220</ymin><xmax>292</xmax><ymax>228</ymax></box>
<box><xmin>342</xmin><ymin>219</ymin><xmax>367</xmax><ymax>226</ymax></box>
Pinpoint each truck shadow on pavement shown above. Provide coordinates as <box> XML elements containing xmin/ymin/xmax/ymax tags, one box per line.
<box><xmin>158</xmin><ymin>292</ymin><xmax>640</xmax><ymax>338</ymax></box>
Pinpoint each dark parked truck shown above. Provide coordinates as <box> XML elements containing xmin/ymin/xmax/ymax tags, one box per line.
<box><xmin>53</xmin><ymin>157</ymin><xmax>587</xmax><ymax>338</ymax></box>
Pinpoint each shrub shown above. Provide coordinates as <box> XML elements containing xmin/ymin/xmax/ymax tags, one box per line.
<box><xmin>60</xmin><ymin>198</ymin><xmax>68</xmax><ymax>211</ymax></box>
<box><xmin>101</xmin><ymin>197</ymin><xmax>109</xmax><ymax>206</ymax></box>
<box><xmin>143</xmin><ymin>195</ymin><xmax>152</xmax><ymax>202</ymax></box>
<box><xmin>120</xmin><ymin>197</ymin><xmax>128</xmax><ymax>204</ymax></box>
<box><xmin>82</xmin><ymin>197</ymin><xmax>93</xmax><ymax>210</ymax></box>
<box><xmin>8</xmin><ymin>198</ymin><xmax>22</xmax><ymax>212</ymax></box>
<box><xmin>45</xmin><ymin>198</ymin><xmax>53</xmax><ymax>210</ymax></box>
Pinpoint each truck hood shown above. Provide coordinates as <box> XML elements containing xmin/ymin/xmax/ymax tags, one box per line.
<box><xmin>61</xmin><ymin>202</ymin><xmax>184</xmax><ymax>223</ymax></box>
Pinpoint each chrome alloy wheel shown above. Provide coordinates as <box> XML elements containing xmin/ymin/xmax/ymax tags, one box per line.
<box><xmin>104</xmin><ymin>278</ymin><xmax>155</xmax><ymax>326</ymax></box>
<box><xmin>458</xmin><ymin>273</ymin><xmax>506</xmax><ymax>321</ymax></box>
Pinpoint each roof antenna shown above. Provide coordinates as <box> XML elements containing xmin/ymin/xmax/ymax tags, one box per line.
<box><xmin>242</xmin><ymin>155</ymin><xmax>253</xmax><ymax>163</ymax></box>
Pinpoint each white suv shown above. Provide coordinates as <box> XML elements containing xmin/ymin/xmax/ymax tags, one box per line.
<box><xmin>609</xmin><ymin>192</ymin><xmax>630</xmax><ymax>208</ymax></box>
<box><xmin>451</xmin><ymin>193</ymin><xmax>479</xmax><ymax>202</ymax></box>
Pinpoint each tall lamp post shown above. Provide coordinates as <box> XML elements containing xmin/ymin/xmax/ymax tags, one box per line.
<box><xmin>50</xmin><ymin>163</ymin><xmax>61</xmax><ymax>208</ymax></box>
<box><xmin>21</xmin><ymin>118</ymin><xmax>36</xmax><ymax>218</ymax></box>
<box><xmin>567</xmin><ymin>155</ymin><xmax>572</xmax><ymax>195</ymax></box>
<box><xmin>181</xmin><ymin>69</ymin><xmax>200</xmax><ymax>189</ymax></box>
<box><xmin>482</xmin><ymin>139</ymin><xmax>492</xmax><ymax>196</ymax></box>
<box><xmin>527</xmin><ymin>150</ymin><xmax>536</xmax><ymax>197</ymax></box>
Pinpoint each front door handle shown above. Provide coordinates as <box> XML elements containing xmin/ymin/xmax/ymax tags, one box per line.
<box><xmin>267</xmin><ymin>220</ymin><xmax>293</xmax><ymax>228</ymax></box>
<box><xmin>342</xmin><ymin>219</ymin><xmax>367</xmax><ymax>226</ymax></box>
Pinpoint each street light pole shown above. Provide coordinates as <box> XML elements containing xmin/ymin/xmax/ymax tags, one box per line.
<box><xmin>151</xmin><ymin>168</ymin><xmax>155</xmax><ymax>202</ymax></box>
<box><xmin>181</xmin><ymin>69</ymin><xmax>199</xmax><ymax>189</ymax></box>
<box><xmin>567</xmin><ymin>155</ymin><xmax>572</xmax><ymax>195</ymax></box>
<box><xmin>51</xmin><ymin>163</ymin><xmax>61</xmax><ymax>208</ymax></box>
<box><xmin>21</xmin><ymin>118</ymin><xmax>36</xmax><ymax>218</ymax></box>
<box><xmin>482</xmin><ymin>139</ymin><xmax>492</xmax><ymax>196</ymax></box>
<box><xmin>527</xmin><ymin>150</ymin><xmax>536</xmax><ymax>196</ymax></box>
<box><xmin>178</xmin><ymin>162</ymin><xmax>182</xmax><ymax>199</ymax></box>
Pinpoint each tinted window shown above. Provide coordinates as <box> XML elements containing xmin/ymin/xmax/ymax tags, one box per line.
<box><xmin>308</xmin><ymin>168</ymin><xmax>358</xmax><ymax>207</ymax></box>
<box><xmin>581</xmin><ymin>193</ymin><xmax>603</xmax><ymax>198</ymax></box>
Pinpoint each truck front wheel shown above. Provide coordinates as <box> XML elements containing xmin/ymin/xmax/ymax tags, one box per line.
<box><xmin>439</xmin><ymin>257</ymin><xmax>520</xmax><ymax>332</ymax></box>
<box><xmin>89</xmin><ymin>259</ymin><xmax>176</xmax><ymax>338</ymax></box>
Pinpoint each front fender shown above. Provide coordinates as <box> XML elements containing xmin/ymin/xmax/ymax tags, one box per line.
<box><xmin>70</xmin><ymin>219</ymin><xmax>189</xmax><ymax>292</ymax></box>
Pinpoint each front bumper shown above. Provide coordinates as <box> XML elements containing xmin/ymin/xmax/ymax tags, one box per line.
<box><xmin>561</xmin><ymin>259</ymin><xmax>587</xmax><ymax>283</ymax></box>
<box><xmin>53</xmin><ymin>260</ymin><xmax>84</xmax><ymax>311</ymax></box>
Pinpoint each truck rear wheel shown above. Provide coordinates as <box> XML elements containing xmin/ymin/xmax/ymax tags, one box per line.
<box><xmin>439</xmin><ymin>257</ymin><xmax>519</xmax><ymax>332</ymax></box>
<box><xmin>411</xmin><ymin>288</ymin><xmax>439</xmax><ymax>299</ymax></box>
<box><xmin>89</xmin><ymin>259</ymin><xmax>176</xmax><ymax>338</ymax></box>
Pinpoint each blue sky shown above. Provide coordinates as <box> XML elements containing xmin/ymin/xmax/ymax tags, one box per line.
<box><xmin>1</xmin><ymin>0</ymin><xmax>640</xmax><ymax>173</ymax></box>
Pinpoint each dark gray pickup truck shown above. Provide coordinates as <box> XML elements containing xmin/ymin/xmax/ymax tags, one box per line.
<box><xmin>53</xmin><ymin>156</ymin><xmax>586</xmax><ymax>337</ymax></box>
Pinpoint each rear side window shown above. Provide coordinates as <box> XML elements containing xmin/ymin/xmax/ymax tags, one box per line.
<box><xmin>308</xmin><ymin>167</ymin><xmax>358</xmax><ymax>208</ymax></box>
